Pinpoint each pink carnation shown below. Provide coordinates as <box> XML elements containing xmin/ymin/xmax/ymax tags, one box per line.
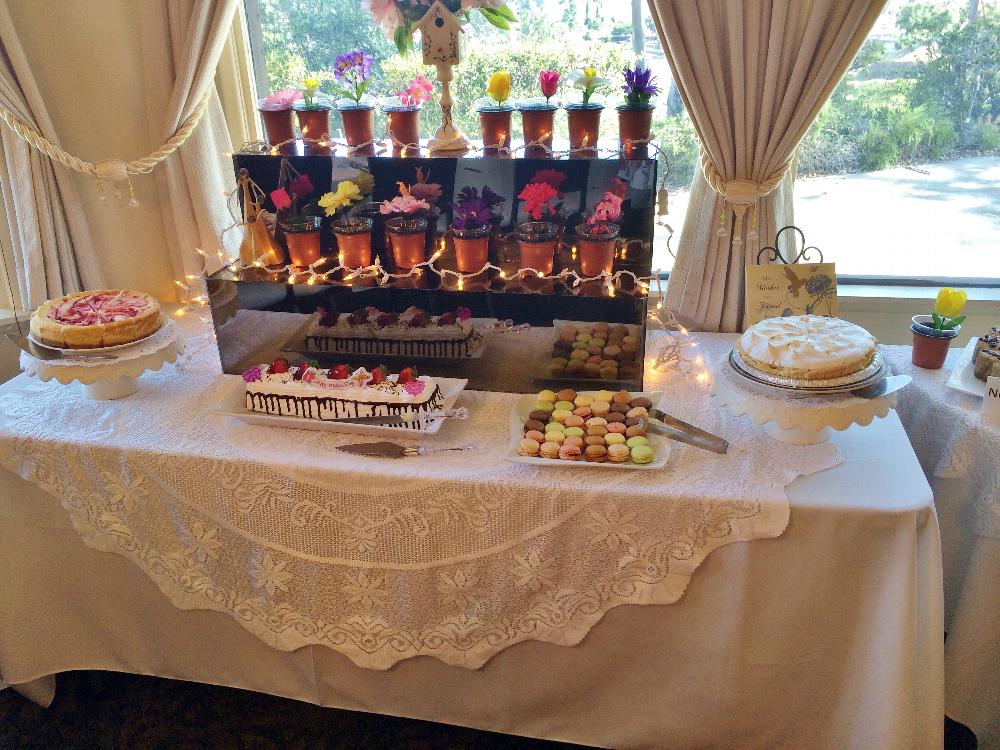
<box><xmin>590</xmin><ymin>191</ymin><xmax>623</xmax><ymax>224</ymax></box>
<box><xmin>518</xmin><ymin>182</ymin><xmax>560</xmax><ymax>220</ymax></box>
<box><xmin>270</xmin><ymin>188</ymin><xmax>292</xmax><ymax>211</ymax></box>
<box><xmin>380</xmin><ymin>195</ymin><xmax>430</xmax><ymax>215</ymax></box>
<box><xmin>457</xmin><ymin>306</ymin><xmax>472</xmax><ymax>322</ymax></box>
<box><xmin>262</xmin><ymin>88</ymin><xmax>302</xmax><ymax>108</ymax></box>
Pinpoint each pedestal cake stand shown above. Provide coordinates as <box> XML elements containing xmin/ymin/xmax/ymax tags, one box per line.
<box><xmin>20</xmin><ymin>319</ymin><xmax>184</xmax><ymax>400</ymax></box>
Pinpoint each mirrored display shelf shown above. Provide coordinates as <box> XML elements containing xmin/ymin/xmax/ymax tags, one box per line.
<box><xmin>210</xmin><ymin>152</ymin><xmax>656</xmax><ymax>394</ymax></box>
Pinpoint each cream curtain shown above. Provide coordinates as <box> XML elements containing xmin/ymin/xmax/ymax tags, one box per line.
<box><xmin>141</xmin><ymin>0</ymin><xmax>241</xmax><ymax>283</ymax></box>
<box><xmin>648</xmin><ymin>0</ymin><xmax>886</xmax><ymax>331</ymax></box>
<box><xmin>0</xmin><ymin>0</ymin><xmax>102</xmax><ymax>309</ymax></box>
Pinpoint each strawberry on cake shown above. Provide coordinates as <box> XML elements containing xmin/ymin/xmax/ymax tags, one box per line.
<box><xmin>304</xmin><ymin>305</ymin><xmax>483</xmax><ymax>358</ymax></box>
<box><xmin>30</xmin><ymin>289</ymin><xmax>161</xmax><ymax>349</ymax></box>
<box><xmin>243</xmin><ymin>359</ymin><xmax>444</xmax><ymax>421</ymax></box>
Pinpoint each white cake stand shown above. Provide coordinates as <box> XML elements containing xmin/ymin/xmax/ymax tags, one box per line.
<box><xmin>20</xmin><ymin>320</ymin><xmax>184</xmax><ymax>400</ymax></box>
<box><xmin>711</xmin><ymin>361</ymin><xmax>897</xmax><ymax>445</ymax></box>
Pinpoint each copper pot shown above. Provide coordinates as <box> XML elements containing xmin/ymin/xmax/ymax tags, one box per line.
<box><xmin>516</xmin><ymin>221</ymin><xmax>559</xmax><ymax>275</ymax></box>
<box><xmin>452</xmin><ymin>227</ymin><xmax>491</xmax><ymax>273</ymax></box>
<box><xmin>566</xmin><ymin>104</ymin><xmax>603</xmax><ymax>156</ymax></box>
<box><xmin>617</xmin><ymin>105</ymin><xmax>654</xmax><ymax>158</ymax></box>
<box><xmin>385</xmin><ymin>106</ymin><xmax>421</xmax><ymax>156</ymax></box>
<box><xmin>520</xmin><ymin>105</ymin><xmax>556</xmax><ymax>158</ymax></box>
<box><xmin>386</xmin><ymin>216</ymin><xmax>429</xmax><ymax>271</ymax></box>
<box><xmin>281</xmin><ymin>217</ymin><xmax>323</xmax><ymax>267</ymax></box>
<box><xmin>479</xmin><ymin>107</ymin><xmax>513</xmax><ymax>153</ymax></box>
<box><xmin>333</xmin><ymin>217</ymin><xmax>374</xmax><ymax>269</ymax></box>
<box><xmin>911</xmin><ymin>323</ymin><xmax>958</xmax><ymax>369</ymax></box>
<box><xmin>576</xmin><ymin>222</ymin><xmax>621</xmax><ymax>276</ymax></box>
<box><xmin>259</xmin><ymin>107</ymin><xmax>295</xmax><ymax>152</ymax></box>
<box><xmin>339</xmin><ymin>104</ymin><xmax>376</xmax><ymax>156</ymax></box>
<box><xmin>294</xmin><ymin>107</ymin><xmax>331</xmax><ymax>154</ymax></box>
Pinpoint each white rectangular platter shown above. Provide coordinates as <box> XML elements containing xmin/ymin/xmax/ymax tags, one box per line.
<box><xmin>503</xmin><ymin>390</ymin><xmax>670</xmax><ymax>470</ymax></box>
<box><xmin>946</xmin><ymin>337</ymin><xmax>987</xmax><ymax>398</ymax></box>
<box><xmin>213</xmin><ymin>374</ymin><xmax>468</xmax><ymax>437</ymax></box>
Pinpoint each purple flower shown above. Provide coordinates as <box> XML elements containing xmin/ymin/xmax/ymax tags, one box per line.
<box><xmin>451</xmin><ymin>186</ymin><xmax>505</xmax><ymax>232</ymax></box>
<box><xmin>242</xmin><ymin>366</ymin><xmax>262</xmax><ymax>383</ymax></box>
<box><xmin>332</xmin><ymin>49</ymin><xmax>374</xmax><ymax>103</ymax></box>
<box><xmin>622</xmin><ymin>66</ymin><xmax>658</xmax><ymax>107</ymax></box>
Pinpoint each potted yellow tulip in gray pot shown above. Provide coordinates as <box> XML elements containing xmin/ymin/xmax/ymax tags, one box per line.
<box><xmin>911</xmin><ymin>287</ymin><xmax>966</xmax><ymax>369</ymax></box>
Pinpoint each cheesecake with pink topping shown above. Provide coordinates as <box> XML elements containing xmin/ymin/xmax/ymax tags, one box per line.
<box><xmin>30</xmin><ymin>289</ymin><xmax>161</xmax><ymax>349</ymax></box>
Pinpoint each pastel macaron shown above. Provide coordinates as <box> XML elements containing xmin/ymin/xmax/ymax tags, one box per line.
<box><xmin>524</xmin><ymin>419</ymin><xmax>546</xmax><ymax>433</ymax></box>
<box><xmin>585</xmin><ymin>417</ymin><xmax>608</xmax><ymax>428</ymax></box>
<box><xmin>573</xmin><ymin>406</ymin><xmax>593</xmax><ymax>419</ymax></box>
<box><xmin>585</xmin><ymin>445</ymin><xmax>608</xmax><ymax>463</ymax></box>
<box><xmin>533</xmin><ymin>401</ymin><xmax>555</xmax><ymax>414</ymax></box>
<box><xmin>556</xmin><ymin>389</ymin><xmax>577</xmax><ymax>402</ymax></box>
<box><xmin>545</xmin><ymin>422</ymin><xmax>565</xmax><ymax>434</ymax></box>
<box><xmin>518</xmin><ymin>438</ymin><xmax>540</xmax><ymax>456</ymax></box>
<box><xmin>626</xmin><ymin>436</ymin><xmax>650</xmax><ymax>449</ymax></box>
<box><xmin>551</xmin><ymin>409</ymin><xmax>573</xmax><ymax>423</ymax></box>
<box><xmin>545</xmin><ymin>431</ymin><xmax>566</xmax><ymax>444</ymax></box>
<box><xmin>539</xmin><ymin>441</ymin><xmax>561</xmax><ymax>459</ymax></box>
<box><xmin>525</xmin><ymin>430</ymin><xmax>546</xmax><ymax>443</ymax></box>
<box><xmin>607</xmin><ymin>422</ymin><xmax>628</xmax><ymax>434</ymax></box>
<box><xmin>559</xmin><ymin>444</ymin><xmax>583</xmax><ymax>461</ymax></box>
<box><xmin>564</xmin><ymin>427</ymin><xmax>586</xmax><ymax>438</ymax></box>
<box><xmin>605</xmin><ymin>433</ymin><xmax>627</xmax><ymax>446</ymax></box>
<box><xmin>554</xmin><ymin>400</ymin><xmax>576</xmax><ymax>412</ymax></box>
<box><xmin>593</xmin><ymin>390</ymin><xmax>614</xmax><ymax>403</ymax></box>
<box><xmin>587</xmin><ymin>426</ymin><xmax>608</xmax><ymax>437</ymax></box>
<box><xmin>537</xmin><ymin>389</ymin><xmax>557</xmax><ymax>403</ymax></box>
<box><xmin>528</xmin><ymin>409</ymin><xmax>551</xmax><ymax>423</ymax></box>
<box><xmin>562</xmin><ymin>435</ymin><xmax>584</xmax><ymax>449</ymax></box>
<box><xmin>564</xmin><ymin>415</ymin><xmax>586</xmax><ymax>428</ymax></box>
<box><xmin>626</xmin><ymin>406</ymin><xmax>649</xmax><ymax>419</ymax></box>
<box><xmin>630</xmin><ymin>445</ymin><xmax>654</xmax><ymax>464</ymax></box>
<box><xmin>574</xmin><ymin>394</ymin><xmax>594</xmax><ymax>407</ymax></box>
<box><xmin>590</xmin><ymin>401</ymin><xmax>611</xmax><ymax>417</ymax></box>
<box><xmin>626</xmin><ymin>425</ymin><xmax>647</xmax><ymax>438</ymax></box>
<box><xmin>607</xmin><ymin>444</ymin><xmax>630</xmax><ymax>463</ymax></box>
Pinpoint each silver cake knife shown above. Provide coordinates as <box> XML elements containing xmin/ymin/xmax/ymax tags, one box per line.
<box><xmin>641</xmin><ymin>410</ymin><xmax>729</xmax><ymax>454</ymax></box>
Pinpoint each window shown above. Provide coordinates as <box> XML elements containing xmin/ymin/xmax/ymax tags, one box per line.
<box><xmin>244</xmin><ymin>0</ymin><xmax>691</xmax><ymax>273</ymax></box>
<box><xmin>795</xmin><ymin>0</ymin><xmax>1000</xmax><ymax>284</ymax></box>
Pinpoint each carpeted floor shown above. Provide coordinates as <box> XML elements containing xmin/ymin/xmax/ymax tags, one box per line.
<box><xmin>0</xmin><ymin>670</ymin><xmax>979</xmax><ymax>750</ymax></box>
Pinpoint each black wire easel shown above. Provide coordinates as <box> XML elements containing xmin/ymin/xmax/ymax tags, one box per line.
<box><xmin>756</xmin><ymin>225</ymin><xmax>824</xmax><ymax>264</ymax></box>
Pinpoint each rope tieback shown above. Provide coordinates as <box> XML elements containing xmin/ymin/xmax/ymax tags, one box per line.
<box><xmin>0</xmin><ymin>88</ymin><xmax>213</xmax><ymax>206</ymax></box>
<box><xmin>699</xmin><ymin>144</ymin><xmax>792</xmax><ymax>247</ymax></box>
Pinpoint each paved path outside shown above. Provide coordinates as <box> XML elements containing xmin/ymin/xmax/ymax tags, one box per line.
<box><xmin>652</xmin><ymin>155</ymin><xmax>1000</xmax><ymax>279</ymax></box>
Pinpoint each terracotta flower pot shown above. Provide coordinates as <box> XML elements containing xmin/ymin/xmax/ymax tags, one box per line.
<box><xmin>617</xmin><ymin>105</ymin><xmax>654</xmax><ymax>158</ymax></box>
<box><xmin>516</xmin><ymin>221</ymin><xmax>559</xmax><ymax>275</ymax></box>
<box><xmin>338</xmin><ymin>103</ymin><xmax>376</xmax><ymax>156</ymax></box>
<box><xmin>478</xmin><ymin>106</ymin><xmax>513</xmax><ymax>153</ymax></box>
<box><xmin>911</xmin><ymin>315</ymin><xmax>960</xmax><ymax>369</ymax></box>
<box><xmin>293</xmin><ymin>106</ymin><xmax>332</xmax><ymax>155</ymax></box>
<box><xmin>386</xmin><ymin>216</ymin><xmax>429</xmax><ymax>271</ymax></box>
<box><xmin>576</xmin><ymin>222</ymin><xmax>621</xmax><ymax>277</ymax></box>
<box><xmin>566</xmin><ymin>103</ymin><xmax>603</xmax><ymax>156</ymax></box>
<box><xmin>520</xmin><ymin>104</ymin><xmax>557</xmax><ymax>158</ymax></box>
<box><xmin>384</xmin><ymin>105</ymin><xmax>421</xmax><ymax>156</ymax></box>
<box><xmin>258</xmin><ymin>106</ymin><xmax>295</xmax><ymax>152</ymax></box>
<box><xmin>332</xmin><ymin>217</ymin><xmax>373</xmax><ymax>269</ymax></box>
<box><xmin>452</xmin><ymin>227</ymin><xmax>491</xmax><ymax>273</ymax></box>
<box><xmin>281</xmin><ymin>216</ymin><xmax>322</xmax><ymax>267</ymax></box>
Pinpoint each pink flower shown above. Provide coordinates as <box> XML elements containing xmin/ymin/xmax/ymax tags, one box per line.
<box><xmin>363</xmin><ymin>0</ymin><xmax>404</xmax><ymax>37</ymax></box>
<box><xmin>609</xmin><ymin>177</ymin><xmax>628</xmax><ymax>199</ymax></box>
<box><xmin>457</xmin><ymin>306</ymin><xmax>472</xmax><ymax>322</ymax></box>
<box><xmin>540</xmin><ymin>71</ymin><xmax>560</xmax><ymax>101</ymax></box>
<box><xmin>270</xmin><ymin>188</ymin><xmax>292</xmax><ymax>211</ymax></box>
<box><xmin>242</xmin><ymin>366</ymin><xmax>262</xmax><ymax>383</ymax></box>
<box><xmin>400</xmin><ymin>75</ymin><xmax>434</xmax><ymax>106</ymax></box>
<box><xmin>529</xmin><ymin>169</ymin><xmax>567</xmax><ymax>192</ymax></box>
<box><xmin>403</xmin><ymin>380</ymin><xmax>426</xmax><ymax>396</ymax></box>
<box><xmin>518</xmin><ymin>182</ymin><xmax>560</xmax><ymax>220</ymax></box>
<box><xmin>289</xmin><ymin>174</ymin><xmax>313</xmax><ymax>199</ymax></box>
<box><xmin>589</xmin><ymin>191</ymin><xmax>624</xmax><ymax>226</ymax></box>
<box><xmin>408</xmin><ymin>181</ymin><xmax>442</xmax><ymax>204</ymax></box>
<box><xmin>379</xmin><ymin>195</ymin><xmax>430</xmax><ymax>215</ymax></box>
<box><xmin>262</xmin><ymin>88</ymin><xmax>302</xmax><ymax>108</ymax></box>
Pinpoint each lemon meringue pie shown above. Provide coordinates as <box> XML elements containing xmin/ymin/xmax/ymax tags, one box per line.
<box><xmin>738</xmin><ymin>315</ymin><xmax>877</xmax><ymax>380</ymax></box>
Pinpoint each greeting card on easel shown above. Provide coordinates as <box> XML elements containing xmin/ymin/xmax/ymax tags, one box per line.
<box><xmin>744</xmin><ymin>226</ymin><xmax>837</xmax><ymax>325</ymax></box>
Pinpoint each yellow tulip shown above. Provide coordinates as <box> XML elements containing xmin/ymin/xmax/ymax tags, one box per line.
<box><xmin>303</xmin><ymin>77</ymin><xmax>321</xmax><ymax>93</ymax></box>
<box><xmin>934</xmin><ymin>287</ymin><xmax>967</xmax><ymax>319</ymax></box>
<box><xmin>583</xmin><ymin>66</ymin><xmax>597</xmax><ymax>85</ymax></box>
<box><xmin>487</xmin><ymin>71</ymin><xmax>511</xmax><ymax>105</ymax></box>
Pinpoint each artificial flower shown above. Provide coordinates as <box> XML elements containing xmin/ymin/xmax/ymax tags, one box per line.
<box><xmin>486</xmin><ymin>71</ymin><xmax>511</xmax><ymax>107</ymax></box>
<box><xmin>331</xmin><ymin>50</ymin><xmax>374</xmax><ymax>103</ymax></box>
<box><xmin>933</xmin><ymin>287</ymin><xmax>967</xmax><ymax>329</ymax></box>
<box><xmin>380</xmin><ymin>194</ymin><xmax>430</xmax><ymax>215</ymax></box>
<box><xmin>352</xmin><ymin>170</ymin><xmax>375</xmax><ymax>195</ymax></box>
<box><xmin>539</xmin><ymin>70</ymin><xmax>560</xmax><ymax>103</ymax></box>
<box><xmin>399</xmin><ymin>75</ymin><xmax>434</xmax><ymax>106</ymax></box>
<box><xmin>262</xmin><ymin>88</ymin><xmax>302</xmax><ymax>108</ymax></box>
<box><xmin>568</xmin><ymin>66</ymin><xmax>609</xmax><ymax>105</ymax></box>
<box><xmin>270</xmin><ymin>188</ymin><xmax>292</xmax><ymax>211</ymax></box>
<box><xmin>451</xmin><ymin>185</ymin><xmax>506</xmax><ymax>232</ymax></box>
<box><xmin>622</xmin><ymin>65</ymin><xmax>658</xmax><ymax>107</ymax></box>
<box><xmin>318</xmin><ymin>180</ymin><xmax>362</xmax><ymax>216</ymax></box>
<box><xmin>518</xmin><ymin>182</ymin><xmax>560</xmax><ymax>220</ymax></box>
<box><xmin>289</xmin><ymin>174</ymin><xmax>314</xmax><ymax>199</ymax></box>
<box><xmin>456</xmin><ymin>306</ymin><xmax>472</xmax><ymax>322</ymax></box>
<box><xmin>301</xmin><ymin>76</ymin><xmax>323</xmax><ymax>109</ymax></box>
<box><xmin>363</xmin><ymin>0</ymin><xmax>404</xmax><ymax>38</ymax></box>
<box><xmin>589</xmin><ymin>191</ymin><xmax>623</xmax><ymax>226</ymax></box>
<box><xmin>529</xmin><ymin>169</ymin><xmax>567</xmax><ymax>192</ymax></box>
<box><xmin>609</xmin><ymin>177</ymin><xmax>628</xmax><ymax>199</ymax></box>
<box><xmin>403</xmin><ymin>168</ymin><xmax>443</xmax><ymax>205</ymax></box>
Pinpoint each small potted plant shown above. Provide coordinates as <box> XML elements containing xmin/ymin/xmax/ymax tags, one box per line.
<box><xmin>618</xmin><ymin>65</ymin><xmax>658</xmax><ymax>157</ymax></box>
<box><xmin>477</xmin><ymin>71</ymin><xmax>513</xmax><ymax>153</ymax></box>
<box><xmin>384</xmin><ymin>75</ymin><xmax>433</xmax><ymax>156</ymax></box>
<box><xmin>320</xmin><ymin>179</ymin><xmax>370</xmax><ymax>268</ymax></box>
<box><xmin>911</xmin><ymin>288</ymin><xmax>966</xmax><ymax>369</ymax></box>
<box><xmin>331</xmin><ymin>50</ymin><xmax>377</xmax><ymax>156</ymax></box>
<box><xmin>576</xmin><ymin>191</ymin><xmax>623</xmax><ymax>276</ymax></box>
<box><xmin>380</xmin><ymin>190</ymin><xmax>431</xmax><ymax>271</ymax></box>
<box><xmin>271</xmin><ymin>174</ymin><xmax>321</xmax><ymax>267</ymax></box>
<box><xmin>565</xmin><ymin>66</ymin><xmax>609</xmax><ymax>155</ymax></box>
<box><xmin>257</xmin><ymin>88</ymin><xmax>301</xmax><ymax>151</ymax></box>
<box><xmin>292</xmin><ymin>76</ymin><xmax>332</xmax><ymax>154</ymax></box>
<box><xmin>450</xmin><ymin>185</ymin><xmax>505</xmax><ymax>273</ymax></box>
<box><xmin>516</xmin><ymin>179</ymin><xmax>563</xmax><ymax>275</ymax></box>
<box><xmin>518</xmin><ymin>70</ymin><xmax>560</xmax><ymax>157</ymax></box>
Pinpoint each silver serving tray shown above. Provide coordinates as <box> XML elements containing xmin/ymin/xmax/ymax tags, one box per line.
<box><xmin>728</xmin><ymin>348</ymin><xmax>887</xmax><ymax>395</ymax></box>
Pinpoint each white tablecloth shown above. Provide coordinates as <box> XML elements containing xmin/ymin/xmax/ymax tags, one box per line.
<box><xmin>883</xmin><ymin>343</ymin><xmax>1000</xmax><ymax>748</ymax></box>
<box><xmin>0</xmin><ymin>324</ymin><xmax>943</xmax><ymax>749</ymax></box>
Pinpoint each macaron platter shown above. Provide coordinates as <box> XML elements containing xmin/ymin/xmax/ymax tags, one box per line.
<box><xmin>536</xmin><ymin>320</ymin><xmax>644</xmax><ymax>389</ymax></box>
<box><xmin>505</xmin><ymin>388</ymin><xmax>670</xmax><ymax>470</ymax></box>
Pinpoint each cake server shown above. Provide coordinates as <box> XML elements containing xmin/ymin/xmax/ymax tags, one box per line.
<box><xmin>642</xmin><ymin>410</ymin><xmax>729</xmax><ymax>455</ymax></box>
<box><xmin>336</xmin><ymin>442</ymin><xmax>475</xmax><ymax>458</ymax></box>
<box><xmin>5</xmin><ymin>334</ymin><xmax>118</xmax><ymax>361</ymax></box>
<box><xmin>849</xmin><ymin>374</ymin><xmax>911</xmax><ymax>399</ymax></box>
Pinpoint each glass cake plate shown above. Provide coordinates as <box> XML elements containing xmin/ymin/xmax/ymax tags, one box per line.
<box><xmin>503</xmin><ymin>391</ymin><xmax>670</xmax><ymax>470</ymax></box>
<box><xmin>27</xmin><ymin>314</ymin><xmax>169</xmax><ymax>354</ymax></box>
<box><xmin>728</xmin><ymin>348</ymin><xmax>887</xmax><ymax>395</ymax></box>
<box><xmin>213</xmin><ymin>375</ymin><xmax>468</xmax><ymax>437</ymax></box>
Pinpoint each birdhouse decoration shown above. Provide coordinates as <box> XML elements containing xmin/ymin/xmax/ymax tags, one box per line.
<box><xmin>420</xmin><ymin>1</ymin><xmax>462</xmax><ymax>66</ymax></box>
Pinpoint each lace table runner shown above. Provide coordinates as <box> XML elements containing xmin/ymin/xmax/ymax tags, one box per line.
<box><xmin>0</xmin><ymin>316</ymin><xmax>842</xmax><ymax>669</ymax></box>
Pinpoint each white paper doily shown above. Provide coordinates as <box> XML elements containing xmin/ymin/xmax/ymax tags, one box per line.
<box><xmin>712</xmin><ymin>358</ymin><xmax>897</xmax><ymax>444</ymax></box>
<box><xmin>20</xmin><ymin>319</ymin><xmax>184</xmax><ymax>398</ymax></box>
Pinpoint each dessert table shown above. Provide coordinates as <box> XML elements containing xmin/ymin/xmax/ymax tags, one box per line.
<box><xmin>0</xmin><ymin>316</ymin><xmax>944</xmax><ymax>749</ymax></box>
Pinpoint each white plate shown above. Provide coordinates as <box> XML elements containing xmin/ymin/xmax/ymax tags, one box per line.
<box><xmin>504</xmin><ymin>391</ymin><xmax>670</xmax><ymax>470</ymax></box>
<box><xmin>946</xmin><ymin>338</ymin><xmax>987</xmax><ymax>398</ymax></box>
<box><xmin>729</xmin><ymin>348</ymin><xmax>887</xmax><ymax>395</ymax></box>
<box><xmin>212</xmin><ymin>375</ymin><xmax>468</xmax><ymax>437</ymax></box>
<box><xmin>28</xmin><ymin>314</ymin><xmax>168</xmax><ymax>354</ymax></box>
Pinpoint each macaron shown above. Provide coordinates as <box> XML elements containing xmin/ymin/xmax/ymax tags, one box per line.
<box><xmin>551</xmin><ymin>409</ymin><xmax>573</xmax><ymax>423</ymax></box>
<box><xmin>600</xmin><ymin>367</ymin><xmax>620</xmax><ymax>380</ymax></box>
<box><xmin>590</xmin><ymin>401</ymin><xmax>611</xmax><ymax>417</ymax></box>
<box><xmin>533</xmin><ymin>401</ymin><xmax>555</xmax><ymax>414</ymax></box>
<box><xmin>607</xmin><ymin>422</ymin><xmax>628</xmax><ymax>434</ymax></box>
<box><xmin>573</xmin><ymin>406</ymin><xmax>593</xmax><ymax>419</ymax></box>
<box><xmin>554</xmin><ymin>400</ymin><xmax>576</xmax><ymax>412</ymax></box>
<box><xmin>570</xmin><ymin>349</ymin><xmax>589</xmax><ymax>361</ymax></box>
<box><xmin>602</xmin><ymin>345</ymin><xmax>621</xmax><ymax>360</ymax></box>
<box><xmin>584</xmin><ymin>363</ymin><xmax>602</xmax><ymax>377</ymax></box>
<box><xmin>607</xmin><ymin>444</ymin><xmax>630</xmax><ymax>463</ymax></box>
<box><xmin>537</xmin><ymin>389</ymin><xmax>557</xmax><ymax>403</ymax></box>
<box><xmin>562</xmin><ymin>435</ymin><xmax>584</xmax><ymax>449</ymax></box>
<box><xmin>545</xmin><ymin>422</ymin><xmax>565</xmax><ymax>434</ymax></box>
<box><xmin>626</xmin><ymin>417</ymin><xmax>644</xmax><ymax>427</ymax></box>
<box><xmin>593</xmin><ymin>390</ymin><xmax>614</xmax><ymax>403</ymax></box>
<box><xmin>524</xmin><ymin>419</ymin><xmax>546</xmax><ymax>433</ymax></box>
<box><xmin>566</xmin><ymin>361</ymin><xmax>585</xmax><ymax>375</ymax></box>
<box><xmin>585</xmin><ymin>417</ymin><xmax>608</xmax><ymax>428</ymax></box>
<box><xmin>585</xmin><ymin>435</ymin><xmax>607</xmax><ymax>447</ymax></box>
<box><xmin>630</xmin><ymin>445</ymin><xmax>654</xmax><ymax>464</ymax></box>
<box><xmin>593</xmin><ymin>322</ymin><xmax>610</xmax><ymax>335</ymax></box>
<box><xmin>585</xmin><ymin>445</ymin><xmax>608</xmax><ymax>463</ymax></box>
<box><xmin>626</xmin><ymin>425</ymin><xmax>647</xmax><ymax>439</ymax></box>
<box><xmin>556</xmin><ymin>388</ymin><xmax>577</xmax><ymax>402</ymax></box>
<box><xmin>626</xmin><ymin>436</ymin><xmax>649</xmax><ymax>449</ymax></box>
<box><xmin>564</xmin><ymin>426</ymin><xmax>585</xmax><ymax>438</ymax></box>
<box><xmin>629</xmin><ymin>397</ymin><xmax>653</xmax><ymax>409</ymax></box>
<box><xmin>606</xmin><ymin>412</ymin><xmax>626</xmax><ymax>424</ymax></box>
<box><xmin>626</xmin><ymin>406</ymin><xmax>649</xmax><ymax>419</ymax></box>
<box><xmin>545</xmin><ymin>431</ymin><xmax>566</xmax><ymax>444</ymax></box>
<box><xmin>574</xmin><ymin>394</ymin><xmax>594</xmax><ymax>407</ymax></box>
<box><xmin>539</xmin><ymin>441</ymin><xmax>561</xmax><ymax>459</ymax></box>
<box><xmin>587</xmin><ymin>426</ymin><xmax>608</xmax><ymax>438</ymax></box>
<box><xmin>525</xmin><ymin>430</ymin><xmax>546</xmax><ymax>443</ymax></box>
<box><xmin>528</xmin><ymin>410</ymin><xmax>551</xmax><ymax>423</ymax></box>
<box><xmin>612</xmin><ymin>391</ymin><xmax>632</xmax><ymax>406</ymax></box>
<box><xmin>564</xmin><ymin>415</ymin><xmax>586</xmax><ymax>428</ymax></box>
<box><xmin>605</xmin><ymin>433</ymin><xmax>626</xmax><ymax>446</ymax></box>
<box><xmin>518</xmin><ymin>438</ymin><xmax>540</xmax><ymax>456</ymax></box>
<box><xmin>559</xmin><ymin>444</ymin><xmax>582</xmax><ymax>461</ymax></box>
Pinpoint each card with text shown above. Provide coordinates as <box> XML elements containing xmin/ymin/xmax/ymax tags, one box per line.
<box><xmin>983</xmin><ymin>376</ymin><xmax>1000</xmax><ymax>424</ymax></box>
<box><xmin>745</xmin><ymin>263</ymin><xmax>838</xmax><ymax>326</ymax></box>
